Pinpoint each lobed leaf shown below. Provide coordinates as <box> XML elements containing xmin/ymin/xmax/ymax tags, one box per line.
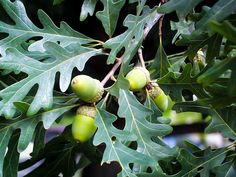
<box><xmin>0</xmin><ymin>0</ymin><xmax>96</xmax><ymax>56</ymax></box>
<box><xmin>158</xmin><ymin>64</ymin><xmax>209</xmax><ymax>102</ymax></box>
<box><xmin>96</xmin><ymin>0</ymin><xmax>125</xmax><ymax>37</ymax></box>
<box><xmin>0</xmin><ymin>99</ymin><xmax>78</xmax><ymax>177</ymax></box>
<box><xmin>80</xmin><ymin>0</ymin><xmax>98</xmax><ymax>21</ymax></box>
<box><xmin>0</xmin><ymin>43</ymin><xmax>102</xmax><ymax>118</ymax></box>
<box><xmin>94</xmin><ymin>107</ymin><xmax>156</xmax><ymax>177</ymax></box>
<box><xmin>118</xmin><ymin>89</ymin><xmax>177</xmax><ymax>173</ymax></box>
<box><xmin>104</xmin><ymin>6</ymin><xmax>162</xmax><ymax>64</ymax></box>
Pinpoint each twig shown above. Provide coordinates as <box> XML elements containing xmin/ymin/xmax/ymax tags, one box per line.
<box><xmin>159</xmin><ymin>0</ymin><xmax>166</xmax><ymax>44</ymax></box>
<box><xmin>138</xmin><ymin>48</ymin><xmax>145</xmax><ymax>68</ymax></box>
<box><xmin>139</xmin><ymin>12</ymin><xmax>163</xmax><ymax>68</ymax></box>
<box><xmin>101</xmin><ymin>56</ymin><xmax>123</xmax><ymax>87</ymax></box>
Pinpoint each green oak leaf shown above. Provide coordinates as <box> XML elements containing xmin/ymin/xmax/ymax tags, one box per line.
<box><xmin>0</xmin><ymin>0</ymin><xmax>96</xmax><ymax>56</ymax></box>
<box><xmin>96</xmin><ymin>0</ymin><xmax>125</xmax><ymax>37</ymax></box>
<box><xmin>0</xmin><ymin>43</ymin><xmax>102</xmax><ymax>118</ymax></box>
<box><xmin>93</xmin><ymin>107</ymin><xmax>156</xmax><ymax>177</ymax></box>
<box><xmin>157</xmin><ymin>0</ymin><xmax>203</xmax><ymax>18</ymax></box>
<box><xmin>104</xmin><ymin>6</ymin><xmax>162</xmax><ymax>64</ymax></box>
<box><xmin>118</xmin><ymin>89</ymin><xmax>177</xmax><ymax>173</ymax></box>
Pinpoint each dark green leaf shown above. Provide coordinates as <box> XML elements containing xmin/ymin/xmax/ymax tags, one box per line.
<box><xmin>159</xmin><ymin>64</ymin><xmax>209</xmax><ymax>102</ymax></box>
<box><xmin>53</xmin><ymin>0</ymin><xmax>65</xmax><ymax>5</ymax></box>
<box><xmin>214</xmin><ymin>159</ymin><xmax>236</xmax><ymax>177</ymax></box>
<box><xmin>157</xmin><ymin>0</ymin><xmax>203</xmax><ymax>18</ymax></box>
<box><xmin>209</xmin><ymin>21</ymin><xmax>236</xmax><ymax>44</ymax></box>
<box><xmin>196</xmin><ymin>0</ymin><xmax>236</xmax><ymax>30</ymax></box>
<box><xmin>3</xmin><ymin>131</ymin><xmax>20</xmax><ymax>177</ymax></box>
<box><xmin>149</xmin><ymin>45</ymin><xmax>171</xmax><ymax>79</ymax></box>
<box><xmin>0</xmin><ymin>99</ymin><xmax>78</xmax><ymax>175</ymax></box>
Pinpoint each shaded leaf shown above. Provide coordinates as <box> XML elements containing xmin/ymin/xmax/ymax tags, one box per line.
<box><xmin>174</xmin><ymin>147</ymin><xmax>228</xmax><ymax>177</ymax></box>
<box><xmin>196</xmin><ymin>0</ymin><xmax>236</xmax><ymax>30</ymax></box>
<box><xmin>80</xmin><ymin>0</ymin><xmax>98</xmax><ymax>21</ymax></box>
<box><xmin>158</xmin><ymin>64</ymin><xmax>209</xmax><ymax>102</ymax></box>
<box><xmin>0</xmin><ymin>99</ymin><xmax>78</xmax><ymax>176</ymax></box>
<box><xmin>176</xmin><ymin>0</ymin><xmax>236</xmax><ymax>60</ymax></box>
<box><xmin>197</xmin><ymin>56</ymin><xmax>236</xmax><ymax>97</ymax></box>
<box><xmin>214</xmin><ymin>159</ymin><xmax>236</xmax><ymax>177</ymax></box>
<box><xmin>209</xmin><ymin>20</ymin><xmax>236</xmax><ymax>44</ymax></box>
<box><xmin>157</xmin><ymin>0</ymin><xmax>203</xmax><ymax>18</ymax></box>
<box><xmin>3</xmin><ymin>131</ymin><xmax>20</xmax><ymax>177</ymax></box>
<box><xmin>53</xmin><ymin>0</ymin><xmax>65</xmax><ymax>5</ymax></box>
<box><xmin>149</xmin><ymin>45</ymin><xmax>171</xmax><ymax>79</ymax></box>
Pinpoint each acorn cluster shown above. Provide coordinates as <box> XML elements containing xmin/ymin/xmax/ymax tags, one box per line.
<box><xmin>69</xmin><ymin>67</ymin><xmax>171</xmax><ymax>143</ymax></box>
<box><xmin>70</xmin><ymin>75</ymin><xmax>104</xmax><ymax>143</ymax></box>
<box><xmin>125</xmin><ymin>67</ymin><xmax>172</xmax><ymax>113</ymax></box>
<box><xmin>70</xmin><ymin>67</ymin><xmax>200</xmax><ymax>143</ymax></box>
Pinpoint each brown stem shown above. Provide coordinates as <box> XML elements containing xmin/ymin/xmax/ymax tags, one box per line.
<box><xmin>101</xmin><ymin>56</ymin><xmax>123</xmax><ymax>87</ymax></box>
<box><xmin>159</xmin><ymin>0</ymin><xmax>166</xmax><ymax>44</ymax></box>
<box><xmin>138</xmin><ymin>48</ymin><xmax>145</xmax><ymax>68</ymax></box>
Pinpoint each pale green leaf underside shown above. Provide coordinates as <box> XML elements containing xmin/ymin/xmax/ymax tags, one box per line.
<box><xmin>0</xmin><ymin>0</ymin><xmax>95</xmax><ymax>56</ymax></box>
<box><xmin>93</xmin><ymin>108</ymin><xmax>156</xmax><ymax>177</ymax></box>
<box><xmin>118</xmin><ymin>89</ymin><xmax>177</xmax><ymax>173</ymax></box>
<box><xmin>0</xmin><ymin>43</ymin><xmax>102</xmax><ymax>118</ymax></box>
<box><xmin>96</xmin><ymin>0</ymin><xmax>125</xmax><ymax>37</ymax></box>
<box><xmin>104</xmin><ymin>6</ymin><xmax>162</xmax><ymax>64</ymax></box>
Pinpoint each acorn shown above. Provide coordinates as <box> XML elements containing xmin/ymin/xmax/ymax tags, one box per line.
<box><xmin>126</xmin><ymin>67</ymin><xmax>150</xmax><ymax>91</ymax></box>
<box><xmin>72</xmin><ymin>106</ymin><xmax>97</xmax><ymax>143</ymax></box>
<box><xmin>147</xmin><ymin>82</ymin><xmax>169</xmax><ymax>112</ymax></box>
<box><xmin>71</xmin><ymin>75</ymin><xmax>104</xmax><ymax>103</ymax></box>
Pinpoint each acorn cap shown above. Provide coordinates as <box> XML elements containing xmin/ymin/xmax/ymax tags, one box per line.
<box><xmin>147</xmin><ymin>82</ymin><xmax>163</xmax><ymax>99</ymax></box>
<box><xmin>76</xmin><ymin>105</ymin><xmax>96</xmax><ymax>118</ymax></box>
<box><xmin>86</xmin><ymin>79</ymin><xmax>104</xmax><ymax>103</ymax></box>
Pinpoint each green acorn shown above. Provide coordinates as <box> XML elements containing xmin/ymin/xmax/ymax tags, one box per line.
<box><xmin>147</xmin><ymin>82</ymin><xmax>169</xmax><ymax>111</ymax></box>
<box><xmin>126</xmin><ymin>67</ymin><xmax>150</xmax><ymax>91</ymax></box>
<box><xmin>71</xmin><ymin>75</ymin><xmax>104</xmax><ymax>103</ymax></box>
<box><xmin>72</xmin><ymin>106</ymin><xmax>97</xmax><ymax>143</ymax></box>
